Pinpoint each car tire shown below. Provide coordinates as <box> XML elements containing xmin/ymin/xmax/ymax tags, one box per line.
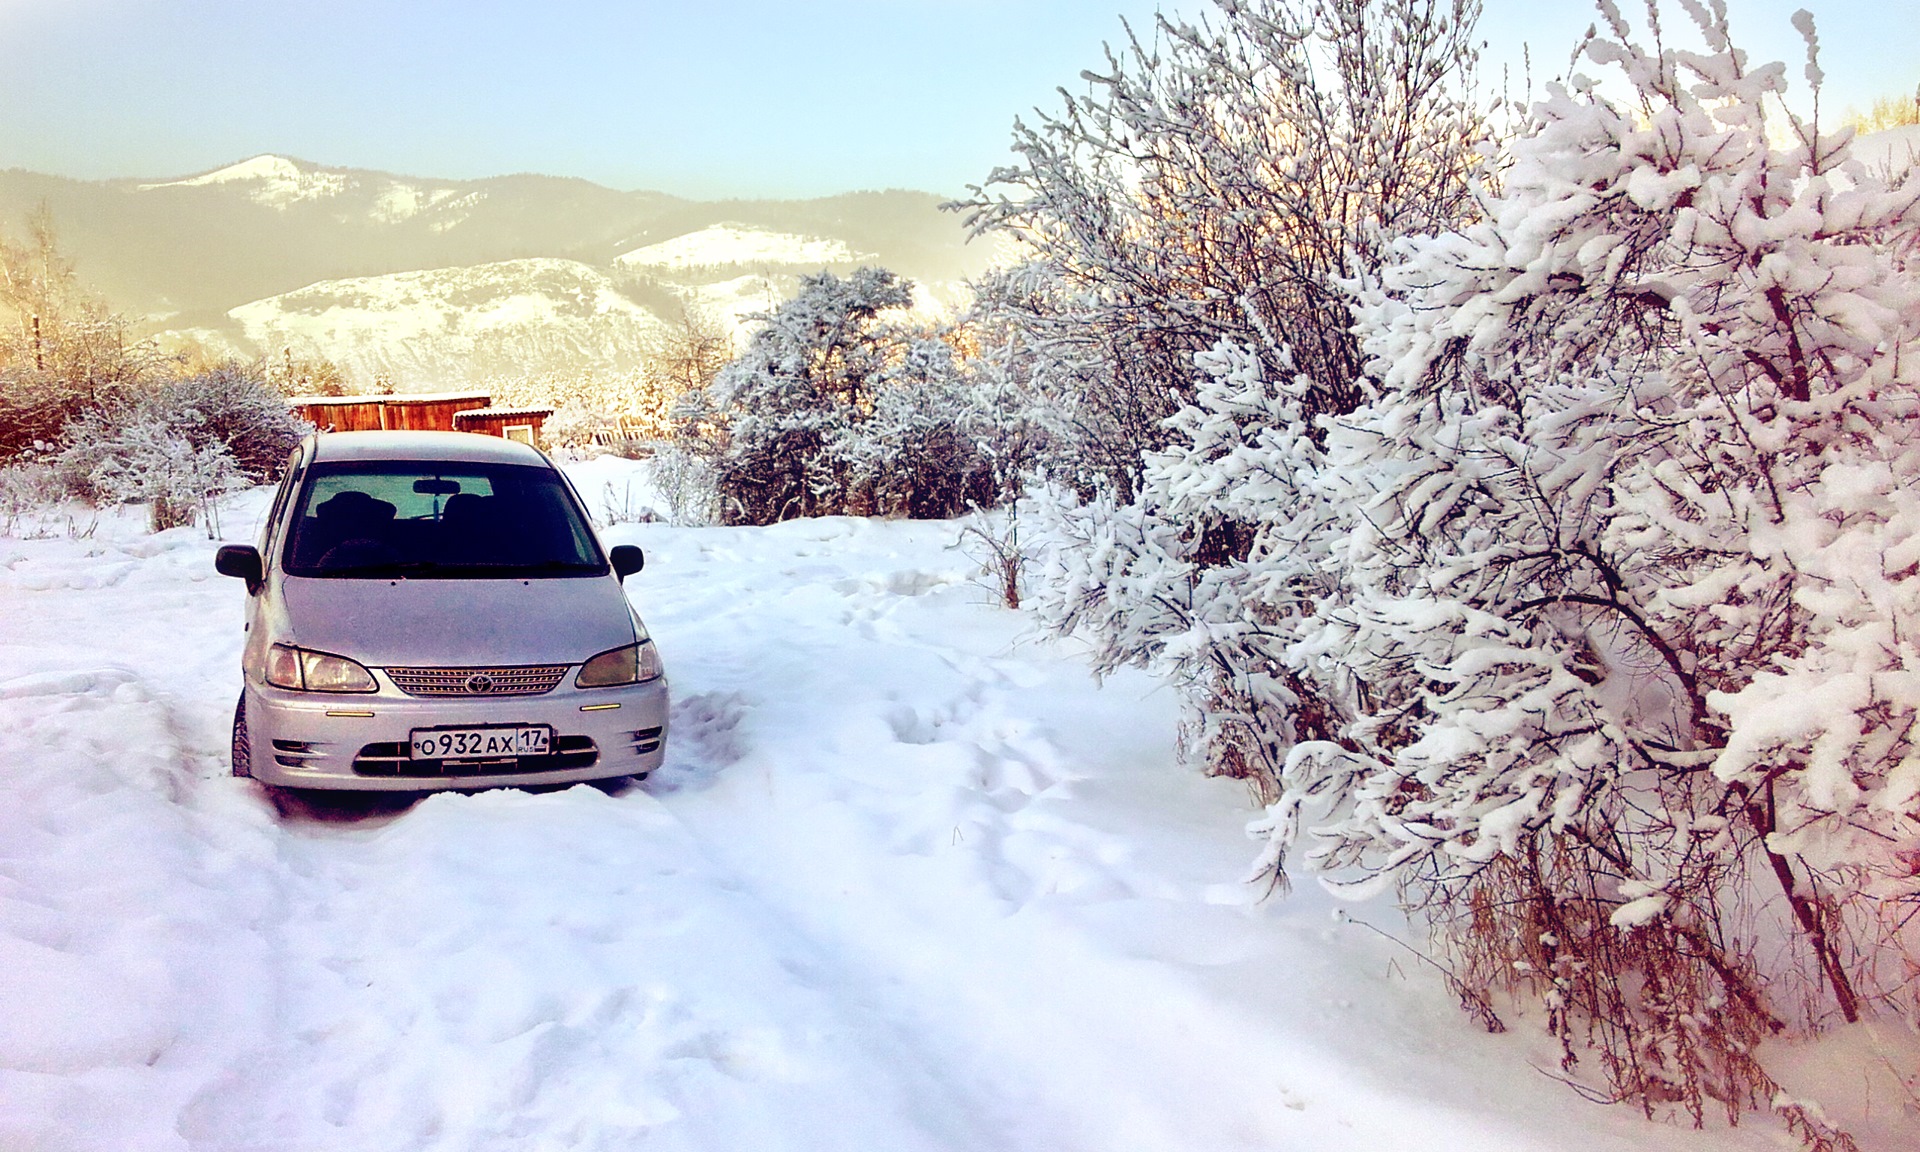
<box><xmin>231</xmin><ymin>692</ymin><xmax>253</xmax><ymax>778</ymax></box>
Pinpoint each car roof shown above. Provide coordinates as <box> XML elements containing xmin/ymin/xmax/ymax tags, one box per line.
<box><xmin>309</xmin><ymin>431</ymin><xmax>550</xmax><ymax>467</ymax></box>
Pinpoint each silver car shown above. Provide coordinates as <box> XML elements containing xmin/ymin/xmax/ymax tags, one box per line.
<box><xmin>216</xmin><ymin>431</ymin><xmax>667</xmax><ymax>792</ymax></box>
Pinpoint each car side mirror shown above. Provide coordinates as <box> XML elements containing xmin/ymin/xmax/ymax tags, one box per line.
<box><xmin>610</xmin><ymin>545</ymin><xmax>644</xmax><ymax>580</ymax></box>
<box><xmin>215</xmin><ymin>544</ymin><xmax>264</xmax><ymax>593</ymax></box>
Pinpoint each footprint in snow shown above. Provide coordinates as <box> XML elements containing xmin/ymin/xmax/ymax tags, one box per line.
<box><xmin>650</xmin><ymin>692</ymin><xmax>748</xmax><ymax>793</ymax></box>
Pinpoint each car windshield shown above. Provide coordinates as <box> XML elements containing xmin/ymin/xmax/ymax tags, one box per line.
<box><xmin>282</xmin><ymin>460</ymin><xmax>606</xmax><ymax>579</ymax></box>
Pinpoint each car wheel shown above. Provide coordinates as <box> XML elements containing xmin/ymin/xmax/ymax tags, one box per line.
<box><xmin>231</xmin><ymin>692</ymin><xmax>253</xmax><ymax>778</ymax></box>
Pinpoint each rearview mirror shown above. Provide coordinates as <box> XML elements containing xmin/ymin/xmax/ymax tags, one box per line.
<box><xmin>214</xmin><ymin>544</ymin><xmax>264</xmax><ymax>593</ymax></box>
<box><xmin>610</xmin><ymin>545</ymin><xmax>644</xmax><ymax>580</ymax></box>
<box><xmin>413</xmin><ymin>478</ymin><xmax>462</xmax><ymax>495</ymax></box>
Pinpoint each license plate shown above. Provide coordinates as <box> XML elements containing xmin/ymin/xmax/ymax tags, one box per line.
<box><xmin>410</xmin><ymin>725</ymin><xmax>550</xmax><ymax>760</ymax></box>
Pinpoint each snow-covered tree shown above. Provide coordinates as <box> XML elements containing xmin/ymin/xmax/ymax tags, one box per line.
<box><xmin>0</xmin><ymin>209</ymin><xmax>163</xmax><ymax>460</ymax></box>
<box><xmin>1031</xmin><ymin>339</ymin><xmax>1346</xmax><ymax>790</ymax></box>
<box><xmin>981</xmin><ymin>0</ymin><xmax>1488</xmax><ymax>797</ymax></box>
<box><xmin>699</xmin><ymin>267</ymin><xmax>913</xmax><ymax>523</ymax></box>
<box><xmin>957</xmin><ymin>0</ymin><xmax>1487</xmax><ymax>494</ymax></box>
<box><xmin>1309</xmin><ymin>0</ymin><xmax>1920</xmax><ymax>1024</ymax></box>
<box><xmin>691</xmin><ymin>267</ymin><xmax>997</xmax><ymax>524</ymax></box>
<box><xmin>837</xmin><ymin>335</ymin><xmax>989</xmax><ymax>519</ymax></box>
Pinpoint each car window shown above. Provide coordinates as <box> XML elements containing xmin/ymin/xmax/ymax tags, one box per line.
<box><xmin>260</xmin><ymin>444</ymin><xmax>306</xmax><ymax>559</ymax></box>
<box><xmin>303</xmin><ymin>469</ymin><xmax>497</xmax><ymax>521</ymax></box>
<box><xmin>282</xmin><ymin>460</ymin><xmax>607</xmax><ymax>579</ymax></box>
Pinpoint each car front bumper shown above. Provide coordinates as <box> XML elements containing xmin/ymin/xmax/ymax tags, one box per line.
<box><xmin>244</xmin><ymin>672</ymin><xmax>668</xmax><ymax>791</ymax></box>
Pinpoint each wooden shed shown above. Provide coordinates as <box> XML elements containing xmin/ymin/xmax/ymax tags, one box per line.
<box><xmin>453</xmin><ymin>405</ymin><xmax>554</xmax><ymax>446</ymax></box>
<box><xmin>288</xmin><ymin>392</ymin><xmax>493</xmax><ymax>435</ymax></box>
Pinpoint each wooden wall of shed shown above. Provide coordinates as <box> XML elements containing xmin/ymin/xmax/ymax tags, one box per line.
<box><xmin>293</xmin><ymin>401</ymin><xmax>385</xmax><ymax>432</ymax></box>
<box><xmin>291</xmin><ymin>397</ymin><xmax>493</xmax><ymax>434</ymax></box>
<box><xmin>382</xmin><ymin>399</ymin><xmax>477</xmax><ymax>432</ymax></box>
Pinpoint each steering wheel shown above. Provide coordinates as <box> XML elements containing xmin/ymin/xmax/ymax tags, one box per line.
<box><xmin>317</xmin><ymin>537</ymin><xmax>398</xmax><ymax>569</ymax></box>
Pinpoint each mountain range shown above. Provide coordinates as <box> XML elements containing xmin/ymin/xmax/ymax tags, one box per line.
<box><xmin>0</xmin><ymin>155</ymin><xmax>1000</xmax><ymax>391</ymax></box>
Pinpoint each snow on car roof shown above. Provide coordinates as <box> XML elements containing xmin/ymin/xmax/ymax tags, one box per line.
<box><xmin>309</xmin><ymin>430</ymin><xmax>548</xmax><ymax>465</ymax></box>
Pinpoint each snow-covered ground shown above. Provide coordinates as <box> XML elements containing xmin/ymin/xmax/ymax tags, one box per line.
<box><xmin>0</xmin><ymin>463</ymin><xmax>1808</xmax><ymax>1151</ymax></box>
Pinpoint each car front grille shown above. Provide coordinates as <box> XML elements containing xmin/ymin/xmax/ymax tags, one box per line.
<box><xmin>384</xmin><ymin>664</ymin><xmax>572</xmax><ymax>697</ymax></box>
<box><xmin>352</xmin><ymin>735</ymin><xmax>599</xmax><ymax>777</ymax></box>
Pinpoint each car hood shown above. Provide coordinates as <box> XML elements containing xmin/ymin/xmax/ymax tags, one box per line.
<box><xmin>279</xmin><ymin>574</ymin><xmax>637</xmax><ymax>668</ymax></box>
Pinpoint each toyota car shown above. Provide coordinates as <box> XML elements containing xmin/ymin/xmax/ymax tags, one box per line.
<box><xmin>216</xmin><ymin>431</ymin><xmax>667</xmax><ymax>792</ymax></box>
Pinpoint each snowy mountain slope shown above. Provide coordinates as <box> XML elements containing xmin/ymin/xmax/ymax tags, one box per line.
<box><xmin>140</xmin><ymin>155</ymin><xmax>471</xmax><ymax>223</ymax></box>
<box><xmin>138</xmin><ymin>155</ymin><xmax>353</xmax><ymax>208</ymax></box>
<box><xmin>0</xmin><ymin>155</ymin><xmax>996</xmax><ymax>388</ymax></box>
<box><xmin>616</xmin><ymin>223</ymin><xmax>872</xmax><ymax>271</ymax></box>
<box><xmin>0</xmin><ymin>156</ymin><xmax>992</xmax><ymax>329</ymax></box>
<box><xmin>207</xmin><ymin>244</ymin><xmax>961</xmax><ymax>391</ymax></box>
<box><xmin>133</xmin><ymin>154</ymin><xmax>502</xmax><ymax>236</ymax></box>
<box><xmin>0</xmin><ymin>462</ymin><xmax>1855</xmax><ymax>1152</ymax></box>
<box><xmin>620</xmin><ymin>224</ymin><xmax>961</xmax><ymax>336</ymax></box>
<box><xmin>675</xmin><ymin>273</ymin><xmax>788</xmax><ymax>333</ymax></box>
<box><xmin>228</xmin><ymin>258</ymin><xmax>667</xmax><ymax>389</ymax></box>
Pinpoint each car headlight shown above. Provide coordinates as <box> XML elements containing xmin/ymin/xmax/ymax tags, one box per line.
<box><xmin>264</xmin><ymin>643</ymin><xmax>378</xmax><ymax>693</ymax></box>
<box><xmin>576</xmin><ymin>640</ymin><xmax>663</xmax><ymax>688</ymax></box>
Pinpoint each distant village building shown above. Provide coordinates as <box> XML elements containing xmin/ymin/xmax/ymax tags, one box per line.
<box><xmin>287</xmin><ymin>392</ymin><xmax>553</xmax><ymax>446</ymax></box>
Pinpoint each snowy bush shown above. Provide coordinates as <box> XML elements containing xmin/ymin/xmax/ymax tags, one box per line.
<box><xmin>982</xmin><ymin>0</ymin><xmax>1487</xmax><ymax>794</ymax></box>
<box><xmin>1323</xmin><ymin>4</ymin><xmax>1917</xmax><ymax>1098</ymax></box>
<box><xmin>843</xmin><ymin>336</ymin><xmax>997</xmax><ymax>519</ymax></box>
<box><xmin>645</xmin><ymin>441</ymin><xmax>720</xmax><ymax>527</ymax></box>
<box><xmin>150</xmin><ymin>363</ymin><xmax>309</xmax><ymax>479</ymax></box>
<box><xmin>1</xmin><ymin>366</ymin><xmax>101</xmax><ymax>465</ymax></box>
<box><xmin>69</xmin><ymin>417</ymin><xmax>245</xmax><ymax>532</ymax></box>
<box><xmin>0</xmin><ymin>212</ymin><xmax>178</xmax><ymax>463</ymax></box>
<box><xmin>56</xmin><ymin>363</ymin><xmax>302</xmax><ymax>532</ymax></box>
<box><xmin>538</xmin><ymin>398</ymin><xmax>615</xmax><ymax>451</ymax></box>
<box><xmin>693</xmin><ymin>267</ymin><xmax>995</xmax><ymax>525</ymax></box>
<box><xmin>0</xmin><ymin>459</ymin><xmax>66</xmax><ymax>534</ymax></box>
<box><xmin>954</xmin><ymin>267</ymin><xmax>1099</xmax><ymax>500</ymax></box>
<box><xmin>1295</xmin><ymin>0</ymin><xmax>1920</xmax><ymax>1052</ymax></box>
<box><xmin>1029</xmin><ymin>340</ymin><xmax>1345</xmax><ymax>794</ymax></box>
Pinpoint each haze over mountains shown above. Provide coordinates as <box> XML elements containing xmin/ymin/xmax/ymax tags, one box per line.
<box><xmin>0</xmin><ymin>155</ymin><xmax>999</xmax><ymax>391</ymax></box>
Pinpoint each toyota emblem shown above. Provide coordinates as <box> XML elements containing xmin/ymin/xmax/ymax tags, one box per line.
<box><xmin>465</xmin><ymin>673</ymin><xmax>496</xmax><ymax>694</ymax></box>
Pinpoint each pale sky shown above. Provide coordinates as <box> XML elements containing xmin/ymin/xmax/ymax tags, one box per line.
<box><xmin>0</xmin><ymin>0</ymin><xmax>1911</xmax><ymax>198</ymax></box>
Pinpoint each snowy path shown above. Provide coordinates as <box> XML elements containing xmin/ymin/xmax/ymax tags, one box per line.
<box><xmin>0</xmin><ymin>479</ymin><xmax>1776</xmax><ymax>1151</ymax></box>
<box><xmin>181</xmin><ymin>789</ymin><xmax>1018</xmax><ymax>1152</ymax></box>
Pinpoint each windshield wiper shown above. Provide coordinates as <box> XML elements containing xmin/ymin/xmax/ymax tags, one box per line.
<box><xmin>310</xmin><ymin>559</ymin><xmax>601</xmax><ymax>578</ymax></box>
<box><xmin>317</xmin><ymin>560</ymin><xmax>449</xmax><ymax>578</ymax></box>
<box><xmin>466</xmin><ymin>559</ymin><xmax>603</xmax><ymax>576</ymax></box>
